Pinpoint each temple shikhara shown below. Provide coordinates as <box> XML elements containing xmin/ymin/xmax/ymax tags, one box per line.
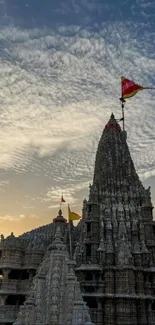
<box><xmin>0</xmin><ymin>113</ymin><xmax>155</xmax><ymax>325</ymax></box>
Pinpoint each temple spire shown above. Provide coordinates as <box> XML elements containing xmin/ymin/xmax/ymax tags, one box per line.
<box><xmin>93</xmin><ymin>113</ymin><xmax>142</xmax><ymax>192</ymax></box>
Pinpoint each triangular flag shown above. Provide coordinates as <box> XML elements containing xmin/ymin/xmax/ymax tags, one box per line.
<box><xmin>121</xmin><ymin>76</ymin><xmax>155</xmax><ymax>100</ymax></box>
<box><xmin>121</xmin><ymin>76</ymin><xmax>144</xmax><ymax>99</ymax></box>
<box><xmin>68</xmin><ymin>205</ymin><xmax>81</xmax><ymax>221</ymax></box>
<box><xmin>61</xmin><ymin>195</ymin><xmax>65</xmax><ymax>203</ymax></box>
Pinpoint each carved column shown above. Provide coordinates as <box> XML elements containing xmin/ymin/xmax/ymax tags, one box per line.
<box><xmin>0</xmin><ymin>295</ymin><xmax>7</xmax><ymax>305</ymax></box>
<box><xmin>115</xmin><ymin>269</ymin><xmax>135</xmax><ymax>295</ymax></box>
<box><xmin>104</xmin><ymin>270</ymin><xmax>114</xmax><ymax>294</ymax></box>
<box><xmin>116</xmin><ymin>299</ymin><xmax>137</xmax><ymax>325</ymax></box>
<box><xmin>97</xmin><ymin>300</ymin><xmax>103</xmax><ymax>325</ymax></box>
<box><xmin>35</xmin><ymin>272</ymin><xmax>46</xmax><ymax>324</ymax></box>
<box><xmin>65</xmin><ymin>263</ymin><xmax>76</xmax><ymax>325</ymax></box>
<box><xmin>28</xmin><ymin>270</ymin><xmax>34</xmax><ymax>281</ymax></box>
<box><xmin>24</xmin><ymin>297</ymin><xmax>36</xmax><ymax>325</ymax></box>
<box><xmin>3</xmin><ymin>268</ymin><xmax>10</xmax><ymax>279</ymax></box>
<box><xmin>104</xmin><ymin>299</ymin><xmax>115</xmax><ymax>325</ymax></box>
<box><xmin>135</xmin><ymin>271</ymin><xmax>144</xmax><ymax>295</ymax></box>
<box><xmin>148</xmin><ymin>303</ymin><xmax>155</xmax><ymax>325</ymax></box>
<box><xmin>137</xmin><ymin>300</ymin><xmax>147</xmax><ymax>325</ymax></box>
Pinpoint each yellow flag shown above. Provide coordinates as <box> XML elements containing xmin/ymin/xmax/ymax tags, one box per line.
<box><xmin>68</xmin><ymin>205</ymin><xmax>81</xmax><ymax>221</ymax></box>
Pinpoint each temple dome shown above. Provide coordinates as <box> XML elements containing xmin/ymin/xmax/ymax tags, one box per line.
<box><xmin>53</xmin><ymin>209</ymin><xmax>67</xmax><ymax>223</ymax></box>
<box><xmin>0</xmin><ymin>232</ymin><xmax>21</xmax><ymax>250</ymax></box>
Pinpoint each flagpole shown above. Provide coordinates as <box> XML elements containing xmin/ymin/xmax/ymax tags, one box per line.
<box><xmin>68</xmin><ymin>204</ymin><xmax>72</xmax><ymax>258</ymax></box>
<box><xmin>120</xmin><ymin>77</ymin><xmax>125</xmax><ymax>131</ymax></box>
<box><xmin>120</xmin><ymin>97</ymin><xmax>126</xmax><ymax>131</ymax></box>
<box><xmin>69</xmin><ymin>221</ymin><xmax>72</xmax><ymax>259</ymax></box>
<box><xmin>122</xmin><ymin>100</ymin><xmax>125</xmax><ymax>131</ymax></box>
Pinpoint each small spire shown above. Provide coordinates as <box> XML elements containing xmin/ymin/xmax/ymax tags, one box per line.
<box><xmin>25</xmin><ymin>292</ymin><xmax>35</xmax><ymax>306</ymax></box>
<box><xmin>106</xmin><ymin>236</ymin><xmax>114</xmax><ymax>253</ymax></box>
<box><xmin>118</xmin><ymin>216</ymin><xmax>127</xmax><ymax>239</ymax></box>
<box><xmin>132</xmin><ymin>241</ymin><xmax>141</xmax><ymax>254</ymax></box>
<box><xmin>48</xmin><ymin>226</ymin><xmax>66</xmax><ymax>251</ymax></box>
<box><xmin>132</xmin><ymin>219</ymin><xmax>138</xmax><ymax>232</ymax></box>
<box><xmin>54</xmin><ymin>226</ymin><xmax>62</xmax><ymax>242</ymax></box>
<box><xmin>97</xmin><ymin>238</ymin><xmax>105</xmax><ymax>252</ymax></box>
<box><xmin>141</xmin><ymin>241</ymin><xmax>150</xmax><ymax>254</ymax></box>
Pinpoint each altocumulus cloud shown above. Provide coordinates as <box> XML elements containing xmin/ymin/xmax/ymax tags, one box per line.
<box><xmin>0</xmin><ymin>18</ymin><xmax>155</xmax><ymax>213</ymax></box>
<box><xmin>0</xmin><ymin>214</ymin><xmax>40</xmax><ymax>221</ymax></box>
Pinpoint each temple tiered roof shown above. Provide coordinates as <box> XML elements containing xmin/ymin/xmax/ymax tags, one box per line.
<box><xmin>13</xmin><ymin>226</ymin><xmax>93</xmax><ymax>325</ymax></box>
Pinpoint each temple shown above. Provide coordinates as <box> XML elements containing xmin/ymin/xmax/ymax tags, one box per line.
<box><xmin>0</xmin><ymin>113</ymin><xmax>155</xmax><ymax>325</ymax></box>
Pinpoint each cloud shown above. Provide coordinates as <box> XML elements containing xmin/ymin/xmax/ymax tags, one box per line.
<box><xmin>0</xmin><ymin>14</ymin><xmax>155</xmax><ymax>232</ymax></box>
<box><xmin>0</xmin><ymin>214</ymin><xmax>40</xmax><ymax>222</ymax></box>
<box><xmin>0</xmin><ymin>180</ymin><xmax>9</xmax><ymax>185</ymax></box>
<box><xmin>43</xmin><ymin>181</ymin><xmax>89</xmax><ymax>208</ymax></box>
<box><xmin>0</xmin><ymin>212</ymin><xmax>42</xmax><ymax>237</ymax></box>
<box><xmin>0</xmin><ymin>22</ymin><xmax>154</xmax><ymax>178</ymax></box>
<box><xmin>0</xmin><ymin>180</ymin><xmax>9</xmax><ymax>192</ymax></box>
<box><xmin>29</xmin><ymin>214</ymin><xmax>40</xmax><ymax>219</ymax></box>
<box><xmin>0</xmin><ymin>214</ymin><xmax>25</xmax><ymax>222</ymax></box>
<box><xmin>48</xmin><ymin>204</ymin><xmax>61</xmax><ymax>209</ymax></box>
<box><xmin>23</xmin><ymin>206</ymin><xmax>35</xmax><ymax>209</ymax></box>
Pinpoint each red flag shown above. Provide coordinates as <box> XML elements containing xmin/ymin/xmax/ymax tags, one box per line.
<box><xmin>121</xmin><ymin>77</ymin><xmax>144</xmax><ymax>99</ymax></box>
<box><xmin>61</xmin><ymin>195</ymin><xmax>65</xmax><ymax>203</ymax></box>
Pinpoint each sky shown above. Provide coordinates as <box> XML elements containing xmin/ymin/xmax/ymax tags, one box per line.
<box><xmin>0</xmin><ymin>0</ymin><xmax>155</xmax><ymax>237</ymax></box>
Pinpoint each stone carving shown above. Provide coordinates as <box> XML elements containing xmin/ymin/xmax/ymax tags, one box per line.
<box><xmin>0</xmin><ymin>114</ymin><xmax>155</xmax><ymax>325</ymax></box>
<box><xmin>13</xmin><ymin>226</ymin><xmax>91</xmax><ymax>325</ymax></box>
<box><xmin>75</xmin><ymin>114</ymin><xmax>155</xmax><ymax>324</ymax></box>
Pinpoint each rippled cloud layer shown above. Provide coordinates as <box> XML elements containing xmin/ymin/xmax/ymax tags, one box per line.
<box><xmin>0</xmin><ymin>5</ymin><xmax>155</xmax><ymax>234</ymax></box>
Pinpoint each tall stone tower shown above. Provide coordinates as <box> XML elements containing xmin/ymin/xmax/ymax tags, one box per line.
<box><xmin>75</xmin><ymin>113</ymin><xmax>155</xmax><ymax>325</ymax></box>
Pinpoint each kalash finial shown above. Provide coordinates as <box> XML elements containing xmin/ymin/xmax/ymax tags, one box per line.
<box><xmin>105</xmin><ymin>113</ymin><xmax>121</xmax><ymax>130</ymax></box>
<box><xmin>58</xmin><ymin>209</ymin><xmax>62</xmax><ymax>216</ymax></box>
<box><xmin>110</xmin><ymin>112</ymin><xmax>115</xmax><ymax>120</ymax></box>
<box><xmin>109</xmin><ymin>113</ymin><xmax>118</xmax><ymax>124</ymax></box>
<box><xmin>53</xmin><ymin>209</ymin><xmax>67</xmax><ymax>223</ymax></box>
